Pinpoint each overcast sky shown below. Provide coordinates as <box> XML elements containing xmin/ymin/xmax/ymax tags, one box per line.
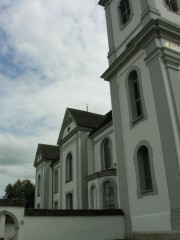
<box><xmin>0</xmin><ymin>0</ymin><xmax>111</xmax><ymax>197</ymax></box>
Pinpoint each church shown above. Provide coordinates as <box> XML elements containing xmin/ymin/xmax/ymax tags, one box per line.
<box><xmin>33</xmin><ymin>0</ymin><xmax>180</xmax><ymax>238</ymax></box>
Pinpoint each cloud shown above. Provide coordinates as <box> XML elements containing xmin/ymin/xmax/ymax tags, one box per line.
<box><xmin>0</xmin><ymin>0</ymin><xmax>109</xmax><ymax>197</ymax></box>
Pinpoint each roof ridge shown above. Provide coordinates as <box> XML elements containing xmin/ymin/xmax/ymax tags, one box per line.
<box><xmin>67</xmin><ymin>108</ymin><xmax>104</xmax><ymax>116</ymax></box>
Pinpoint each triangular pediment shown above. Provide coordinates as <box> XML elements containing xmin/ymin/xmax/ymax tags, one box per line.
<box><xmin>57</xmin><ymin>109</ymin><xmax>77</xmax><ymax>144</ymax></box>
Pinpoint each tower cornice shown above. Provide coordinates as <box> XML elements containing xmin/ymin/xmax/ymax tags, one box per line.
<box><xmin>101</xmin><ymin>18</ymin><xmax>180</xmax><ymax>81</ymax></box>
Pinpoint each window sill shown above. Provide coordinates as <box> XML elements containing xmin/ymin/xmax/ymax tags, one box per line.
<box><xmin>131</xmin><ymin>115</ymin><xmax>144</xmax><ymax>125</ymax></box>
<box><xmin>140</xmin><ymin>188</ymin><xmax>153</xmax><ymax>194</ymax></box>
<box><xmin>66</xmin><ymin>179</ymin><xmax>73</xmax><ymax>183</ymax></box>
<box><xmin>119</xmin><ymin>14</ymin><xmax>133</xmax><ymax>31</ymax></box>
<box><xmin>137</xmin><ymin>188</ymin><xmax>158</xmax><ymax>199</ymax></box>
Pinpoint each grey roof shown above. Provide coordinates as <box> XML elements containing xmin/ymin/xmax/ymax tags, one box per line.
<box><xmin>34</xmin><ymin>144</ymin><xmax>59</xmax><ymax>167</ymax></box>
<box><xmin>67</xmin><ymin>108</ymin><xmax>105</xmax><ymax>129</ymax></box>
<box><xmin>90</xmin><ymin>110</ymin><xmax>112</xmax><ymax>136</ymax></box>
<box><xmin>36</xmin><ymin>144</ymin><xmax>59</xmax><ymax>160</ymax></box>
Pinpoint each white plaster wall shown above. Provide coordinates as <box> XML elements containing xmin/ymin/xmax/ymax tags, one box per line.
<box><xmin>78</xmin><ymin>131</ymin><xmax>89</xmax><ymax>209</ymax></box>
<box><xmin>0</xmin><ymin>206</ymin><xmax>25</xmax><ymax>240</ymax></box>
<box><xmin>62</xmin><ymin>121</ymin><xmax>76</xmax><ymax>139</ymax></box>
<box><xmin>22</xmin><ymin>215</ymin><xmax>124</xmax><ymax>240</ymax></box>
<box><xmin>61</xmin><ymin>136</ymin><xmax>77</xmax><ymax>209</ymax></box>
<box><xmin>87</xmin><ymin>138</ymin><xmax>94</xmax><ymax>175</ymax></box>
<box><xmin>110</xmin><ymin>0</ymin><xmax>143</xmax><ymax>57</ymax></box>
<box><xmin>116</xmin><ymin>50</ymin><xmax>171</xmax><ymax>231</ymax></box>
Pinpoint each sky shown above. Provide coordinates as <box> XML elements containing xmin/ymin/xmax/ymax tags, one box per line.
<box><xmin>0</xmin><ymin>0</ymin><xmax>111</xmax><ymax>197</ymax></box>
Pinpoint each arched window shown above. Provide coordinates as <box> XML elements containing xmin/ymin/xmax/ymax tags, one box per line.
<box><xmin>128</xmin><ymin>70</ymin><xmax>144</xmax><ymax>122</ymax></box>
<box><xmin>90</xmin><ymin>185</ymin><xmax>97</xmax><ymax>209</ymax></box>
<box><xmin>66</xmin><ymin>153</ymin><xmax>73</xmax><ymax>182</ymax></box>
<box><xmin>37</xmin><ymin>175</ymin><xmax>41</xmax><ymax>196</ymax></box>
<box><xmin>54</xmin><ymin>170</ymin><xmax>58</xmax><ymax>193</ymax></box>
<box><xmin>134</xmin><ymin>142</ymin><xmax>158</xmax><ymax>198</ymax></box>
<box><xmin>103</xmin><ymin>181</ymin><xmax>116</xmax><ymax>209</ymax></box>
<box><xmin>119</xmin><ymin>0</ymin><xmax>131</xmax><ymax>25</ymax></box>
<box><xmin>137</xmin><ymin>146</ymin><xmax>152</xmax><ymax>192</ymax></box>
<box><xmin>66</xmin><ymin>193</ymin><xmax>73</xmax><ymax>209</ymax></box>
<box><xmin>101</xmin><ymin>138</ymin><xmax>112</xmax><ymax>170</ymax></box>
<box><xmin>164</xmin><ymin>0</ymin><xmax>179</xmax><ymax>13</ymax></box>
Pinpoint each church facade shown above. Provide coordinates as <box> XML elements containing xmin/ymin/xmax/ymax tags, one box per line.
<box><xmin>34</xmin><ymin>0</ymin><xmax>180</xmax><ymax>237</ymax></box>
<box><xmin>34</xmin><ymin>108</ymin><xmax>120</xmax><ymax>211</ymax></box>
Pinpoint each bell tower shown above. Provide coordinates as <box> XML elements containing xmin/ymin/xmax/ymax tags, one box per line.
<box><xmin>99</xmin><ymin>0</ymin><xmax>180</xmax><ymax>236</ymax></box>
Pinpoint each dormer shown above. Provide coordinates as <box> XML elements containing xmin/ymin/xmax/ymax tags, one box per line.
<box><xmin>99</xmin><ymin>0</ymin><xmax>179</xmax><ymax>65</ymax></box>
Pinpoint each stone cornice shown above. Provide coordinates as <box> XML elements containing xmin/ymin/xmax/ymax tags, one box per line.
<box><xmin>101</xmin><ymin>18</ymin><xmax>180</xmax><ymax>81</ymax></box>
<box><xmin>34</xmin><ymin>158</ymin><xmax>55</xmax><ymax>168</ymax></box>
<box><xmin>58</xmin><ymin>126</ymin><xmax>93</xmax><ymax>147</ymax></box>
<box><xmin>86</xmin><ymin>168</ymin><xmax>117</xmax><ymax>181</ymax></box>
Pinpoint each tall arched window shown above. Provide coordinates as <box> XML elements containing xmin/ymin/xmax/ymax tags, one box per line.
<box><xmin>119</xmin><ymin>0</ymin><xmax>131</xmax><ymax>25</ymax></box>
<box><xmin>66</xmin><ymin>193</ymin><xmax>73</xmax><ymax>209</ymax></box>
<box><xmin>128</xmin><ymin>70</ymin><xmax>144</xmax><ymax>122</ymax></box>
<box><xmin>103</xmin><ymin>181</ymin><xmax>116</xmax><ymax>209</ymax></box>
<box><xmin>137</xmin><ymin>146</ymin><xmax>152</xmax><ymax>192</ymax></box>
<box><xmin>134</xmin><ymin>141</ymin><xmax>158</xmax><ymax>198</ymax></box>
<box><xmin>54</xmin><ymin>170</ymin><xmax>58</xmax><ymax>193</ymax></box>
<box><xmin>90</xmin><ymin>185</ymin><xmax>97</xmax><ymax>209</ymax></box>
<box><xmin>66</xmin><ymin>153</ymin><xmax>73</xmax><ymax>182</ymax></box>
<box><xmin>37</xmin><ymin>175</ymin><xmax>41</xmax><ymax>196</ymax></box>
<box><xmin>102</xmin><ymin>138</ymin><xmax>112</xmax><ymax>170</ymax></box>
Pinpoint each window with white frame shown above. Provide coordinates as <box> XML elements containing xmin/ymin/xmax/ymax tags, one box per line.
<box><xmin>101</xmin><ymin>138</ymin><xmax>112</xmax><ymax>170</ymax></box>
<box><xmin>66</xmin><ymin>153</ymin><xmax>73</xmax><ymax>182</ymax></box>
<box><xmin>54</xmin><ymin>170</ymin><xmax>58</xmax><ymax>193</ymax></box>
<box><xmin>137</xmin><ymin>146</ymin><xmax>153</xmax><ymax>192</ymax></box>
<box><xmin>134</xmin><ymin>142</ymin><xmax>158</xmax><ymax>198</ymax></box>
<box><xmin>164</xmin><ymin>0</ymin><xmax>180</xmax><ymax>13</ymax></box>
<box><xmin>37</xmin><ymin>175</ymin><xmax>41</xmax><ymax>196</ymax></box>
<box><xmin>66</xmin><ymin>193</ymin><xmax>73</xmax><ymax>209</ymax></box>
<box><xmin>103</xmin><ymin>181</ymin><xmax>116</xmax><ymax>209</ymax></box>
<box><xmin>119</xmin><ymin>0</ymin><xmax>132</xmax><ymax>26</ymax></box>
<box><xmin>128</xmin><ymin>70</ymin><xmax>144</xmax><ymax>123</ymax></box>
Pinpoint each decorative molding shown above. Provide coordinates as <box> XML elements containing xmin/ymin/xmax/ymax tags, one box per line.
<box><xmin>101</xmin><ymin>19</ymin><xmax>180</xmax><ymax>81</ymax></box>
<box><xmin>92</xmin><ymin>128</ymin><xmax>113</xmax><ymax>144</ymax></box>
<box><xmin>141</xmin><ymin>6</ymin><xmax>161</xmax><ymax>21</ymax></box>
<box><xmin>86</xmin><ymin>169</ymin><xmax>117</xmax><ymax>181</ymax></box>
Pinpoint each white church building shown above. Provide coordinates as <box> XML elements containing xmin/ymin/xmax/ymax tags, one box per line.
<box><xmin>34</xmin><ymin>109</ymin><xmax>120</xmax><ymax>211</ymax></box>
<box><xmin>1</xmin><ymin>0</ymin><xmax>180</xmax><ymax>239</ymax></box>
<box><xmin>34</xmin><ymin>0</ymin><xmax>180</xmax><ymax>233</ymax></box>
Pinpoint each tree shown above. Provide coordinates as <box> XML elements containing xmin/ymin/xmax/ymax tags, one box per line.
<box><xmin>3</xmin><ymin>179</ymin><xmax>35</xmax><ymax>208</ymax></box>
